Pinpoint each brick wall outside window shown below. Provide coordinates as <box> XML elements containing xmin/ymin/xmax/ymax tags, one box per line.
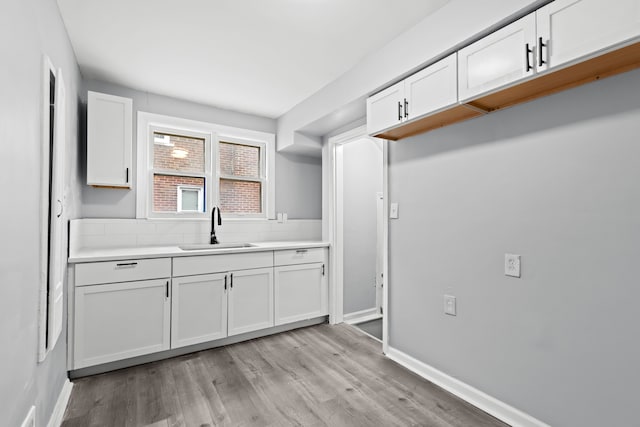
<box><xmin>219</xmin><ymin>141</ymin><xmax>262</xmax><ymax>214</ymax></box>
<box><xmin>153</xmin><ymin>175</ymin><xmax>204</xmax><ymax>212</ymax></box>
<box><xmin>154</xmin><ymin>134</ymin><xmax>205</xmax><ymax>173</ymax></box>
<box><xmin>220</xmin><ymin>179</ymin><xmax>261</xmax><ymax>213</ymax></box>
<box><xmin>219</xmin><ymin>142</ymin><xmax>259</xmax><ymax>178</ymax></box>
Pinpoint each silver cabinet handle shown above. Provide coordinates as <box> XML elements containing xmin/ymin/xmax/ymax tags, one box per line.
<box><xmin>296</xmin><ymin>249</ymin><xmax>308</xmax><ymax>254</ymax></box>
<box><xmin>56</xmin><ymin>199</ymin><xmax>63</xmax><ymax>218</ymax></box>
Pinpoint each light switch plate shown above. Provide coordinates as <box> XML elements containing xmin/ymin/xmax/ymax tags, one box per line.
<box><xmin>390</xmin><ymin>203</ymin><xmax>399</xmax><ymax>219</ymax></box>
<box><xmin>444</xmin><ymin>295</ymin><xmax>456</xmax><ymax>316</ymax></box>
<box><xmin>505</xmin><ymin>253</ymin><xmax>521</xmax><ymax>278</ymax></box>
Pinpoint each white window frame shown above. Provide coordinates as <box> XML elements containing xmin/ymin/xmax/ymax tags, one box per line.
<box><xmin>137</xmin><ymin>112</ymin><xmax>276</xmax><ymax>220</ymax></box>
<box><xmin>177</xmin><ymin>185</ymin><xmax>204</xmax><ymax>212</ymax></box>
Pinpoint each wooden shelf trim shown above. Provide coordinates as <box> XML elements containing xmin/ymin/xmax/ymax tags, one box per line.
<box><xmin>375</xmin><ymin>104</ymin><xmax>485</xmax><ymax>141</ymax></box>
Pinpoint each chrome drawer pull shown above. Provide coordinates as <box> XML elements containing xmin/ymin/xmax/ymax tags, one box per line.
<box><xmin>295</xmin><ymin>249</ymin><xmax>308</xmax><ymax>254</ymax></box>
<box><xmin>115</xmin><ymin>262</ymin><xmax>138</xmax><ymax>268</ymax></box>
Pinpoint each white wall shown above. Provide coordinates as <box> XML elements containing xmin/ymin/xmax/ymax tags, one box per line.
<box><xmin>0</xmin><ymin>0</ymin><xmax>82</xmax><ymax>425</ymax></box>
<box><xmin>388</xmin><ymin>68</ymin><xmax>640</xmax><ymax>427</ymax></box>
<box><xmin>342</xmin><ymin>138</ymin><xmax>383</xmax><ymax>314</ymax></box>
<box><xmin>81</xmin><ymin>79</ymin><xmax>322</xmax><ymax>219</ymax></box>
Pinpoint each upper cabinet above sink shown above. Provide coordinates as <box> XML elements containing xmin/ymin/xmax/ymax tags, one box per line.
<box><xmin>367</xmin><ymin>0</ymin><xmax>640</xmax><ymax>141</ymax></box>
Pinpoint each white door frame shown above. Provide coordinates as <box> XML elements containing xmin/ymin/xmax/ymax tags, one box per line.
<box><xmin>324</xmin><ymin>125</ymin><xmax>389</xmax><ymax>353</ymax></box>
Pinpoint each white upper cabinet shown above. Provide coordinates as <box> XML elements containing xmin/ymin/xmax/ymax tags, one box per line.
<box><xmin>458</xmin><ymin>14</ymin><xmax>537</xmax><ymax>101</ymax></box>
<box><xmin>405</xmin><ymin>53</ymin><xmax>458</xmax><ymax>120</ymax></box>
<box><xmin>367</xmin><ymin>54</ymin><xmax>458</xmax><ymax>136</ymax></box>
<box><xmin>87</xmin><ymin>91</ymin><xmax>132</xmax><ymax>188</ymax></box>
<box><xmin>536</xmin><ymin>0</ymin><xmax>640</xmax><ymax>72</ymax></box>
<box><xmin>366</xmin><ymin>81</ymin><xmax>405</xmax><ymax>136</ymax></box>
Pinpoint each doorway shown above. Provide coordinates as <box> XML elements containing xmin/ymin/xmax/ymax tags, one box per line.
<box><xmin>326</xmin><ymin>126</ymin><xmax>387</xmax><ymax>345</ymax></box>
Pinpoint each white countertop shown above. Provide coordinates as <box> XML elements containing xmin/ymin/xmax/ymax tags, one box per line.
<box><xmin>68</xmin><ymin>241</ymin><xmax>331</xmax><ymax>263</ymax></box>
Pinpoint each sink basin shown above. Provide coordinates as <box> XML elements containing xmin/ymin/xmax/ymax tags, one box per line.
<box><xmin>179</xmin><ymin>243</ymin><xmax>256</xmax><ymax>251</ymax></box>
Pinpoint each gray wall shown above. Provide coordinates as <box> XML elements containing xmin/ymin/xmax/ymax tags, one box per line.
<box><xmin>82</xmin><ymin>79</ymin><xmax>321</xmax><ymax>219</ymax></box>
<box><xmin>0</xmin><ymin>0</ymin><xmax>82</xmax><ymax>426</ymax></box>
<box><xmin>343</xmin><ymin>138</ymin><xmax>383</xmax><ymax>314</ymax></box>
<box><xmin>275</xmin><ymin>152</ymin><xmax>322</xmax><ymax>219</ymax></box>
<box><xmin>388</xmin><ymin>68</ymin><xmax>640</xmax><ymax>427</ymax></box>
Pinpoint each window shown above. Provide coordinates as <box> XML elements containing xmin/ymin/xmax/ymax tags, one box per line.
<box><xmin>148</xmin><ymin>128</ymin><xmax>211</xmax><ymax>217</ymax></box>
<box><xmin>177</xmin><ymin>186</ymin><xmax>204</xmax><ymax>212</ymax></box>
<box><xmin>218</xmin><ymin>139</ymin><xmax>265</xmax><ymax>215</ymax></box>
<box><xmin>137</xmin><ymin>112</ymin><xmax>275</xmax><ymax>219</ymax></box>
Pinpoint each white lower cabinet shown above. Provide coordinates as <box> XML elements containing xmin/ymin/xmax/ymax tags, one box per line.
<box><xmin>171</xmin><ymin>273</ymin><xmax>228</xmax><ymax>348</ymax></box>
<box><xmin>172</xmin><ymin>267</ymin><xmax>274</xmax><ymax>341</ymax></box>
<box><xmin>74</xmin><ymin>279</ymin><xmax>170</xmax><ymax>369</ymax></box>
<box><xmin>228</xmin><ymin>267</ymin><xmax>274</xmax><ymax>336</ymax></box>
<box><xmin>274</xmin><ymin>263</ymin><xmax>327</xmax><ymax>326</ymax></box>
<box><xmin>72</xmin><ymin>247</ymin><xmax>328</xmax><ymax>370</ymax></box>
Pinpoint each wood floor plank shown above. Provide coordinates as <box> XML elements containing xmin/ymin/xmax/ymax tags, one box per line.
<box><xmin>62</xmin><ymin>324</ymin><xmax>508</xmax><ymax>427</ymax></box>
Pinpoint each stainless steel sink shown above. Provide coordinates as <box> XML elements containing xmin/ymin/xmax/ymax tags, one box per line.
<box><xmin>179</xmin><ymin>243</ymin><xmax>256</xmax><ymax>251</ymax></box>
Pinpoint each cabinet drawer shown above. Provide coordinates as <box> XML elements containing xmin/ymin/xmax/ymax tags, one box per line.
<box><xmin>75</xmin><ymin>258</ymin><xmax>171</xmax><ymax>286</ymax></box>
<box><xmin>173</xmin><ymin>251</ymin><xmax>273</xmax><ymax>277</ymax></box>
<box><xmin>274</xmin><ymin>248</ymin><xmax>325</xmax><ymax>266</ymax></box>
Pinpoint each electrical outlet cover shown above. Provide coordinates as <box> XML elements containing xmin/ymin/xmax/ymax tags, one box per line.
<box><xmin>505</xmin><ymin>253</ymin><xmax>521</xmax><ymax>278</ymax></box>
<box><xmin>444</xmin><ymin>295</ymin><xmax>456</xmax><ymax>316</ymax></box>
<box><xmin>390</xmin><ymin>203</ymin><xmax>399</xmax><ymax>219</ymax></box>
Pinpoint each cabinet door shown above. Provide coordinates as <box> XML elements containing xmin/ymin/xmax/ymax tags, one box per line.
<box><xmin>274</xmin><ymin>263</ymin><xmax>327</xmax><ymax>326</ymax></box>
<box><xmin>87</xmin><ymin>91</ymin><xmax>132</xmax><ymax>188</ymax></box>
<box><xmin>74</xmin><ymin>279</ymin><xmax>170</xmax><ymax>369</ymax></box>
<box><xmin>537</xmin><ymin>0</ymin><xmax>640</xmax><ymax>72</ymax></box>
<box><xmin>405</xmin><ymin>53</ymin><xmax>458</xmax><ymax>120</ymax></box>
<box><xmin>458</xmin><ymin>14</ymin><xmax>536</xmax><ymax>101</ymax></box>
<box><xmin>171</xmin><ymin>273</ymin><xmax>228</xmax><ymax>348</ymax></box>
<box><xmin>228</xmin><ymin>267</ymin><xmax>274</xmax><ymax>336</ymax></box>
<box><xmin>366</xmin><ymin>81</ymin><xmax>405</xmax><ymax>136</ymax></box>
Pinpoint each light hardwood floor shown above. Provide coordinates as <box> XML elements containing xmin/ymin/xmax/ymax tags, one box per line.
<box><xmin>62</xmin><ymin>324</ymin><xmax>508</xmax><ymax>427</ymax></box>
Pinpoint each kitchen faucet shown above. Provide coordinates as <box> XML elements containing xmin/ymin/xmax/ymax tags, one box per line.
<box><xmin>210</xmin><ymin>206</ymin><xmax>222</xmax><ymax>244</ymax></box>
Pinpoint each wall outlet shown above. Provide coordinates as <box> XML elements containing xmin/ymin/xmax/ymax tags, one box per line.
<box><xmin>505</xmin><ymin>253</ymin><xmax>521</xmax><ymax>278</ymax></box>
<box><xmin>20</xmin><ymin>406</ymin><xmax>35</xmax><ymax>427</ymax></box>
<box><xmin>390</xmin><ymin>203</ymin><xmax>399</xmax><ymax>219</ymax></box>
<box><xmin>444</xmin><ymin>295</ymin><xmax>456</xmax><ymax>316</ymax></box>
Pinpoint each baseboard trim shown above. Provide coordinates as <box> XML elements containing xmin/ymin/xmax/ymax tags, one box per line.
<box><xmin>386</xmin><ymin>347</ymin><xmax>550</xmax><ymax>427</ymax></box>
<box><xmin>343</xmin><ymin>308</ymin><xmax>380</xmax><ymax>325</ymax></box>
<box><xmin>47</xmin><ymin>379</ymin><xmax>73</xmax><ymax>427</ymax></box>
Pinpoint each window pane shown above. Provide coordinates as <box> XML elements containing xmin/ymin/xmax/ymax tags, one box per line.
<box><xmin>219</xmin><ymin>179</ymin><xmax>262</xmax><ymax>214</ymax></box>
<box><xmin>219</xmin><ymin>142</ymin><xmax>260</xmax><ymax>178</ymax></box>
<box><xmin>154</xmin><ymin>132</ymin><xmax>205</xmax><ymax>174</ymax></box>
<box><xmin>180</xmin><ymin>189</ymin><xmax>200</xmax><ymax>211</ymax></box>
<box><xmin>153</xmin><ymin>175</ymin><xmax>205</xmax><ymax>212</ymax></box>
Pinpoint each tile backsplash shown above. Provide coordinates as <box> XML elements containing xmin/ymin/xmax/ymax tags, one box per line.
<box><xmin>70</xmin><ymin>218</ymin><xmax>322</xmax><ymax>251</ymax></box>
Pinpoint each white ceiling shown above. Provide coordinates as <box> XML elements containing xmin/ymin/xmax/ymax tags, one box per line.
<box><xmin>57</xmin><ymin>0</ymin><xmax>449</xmax><ymax>119</ymax></box>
